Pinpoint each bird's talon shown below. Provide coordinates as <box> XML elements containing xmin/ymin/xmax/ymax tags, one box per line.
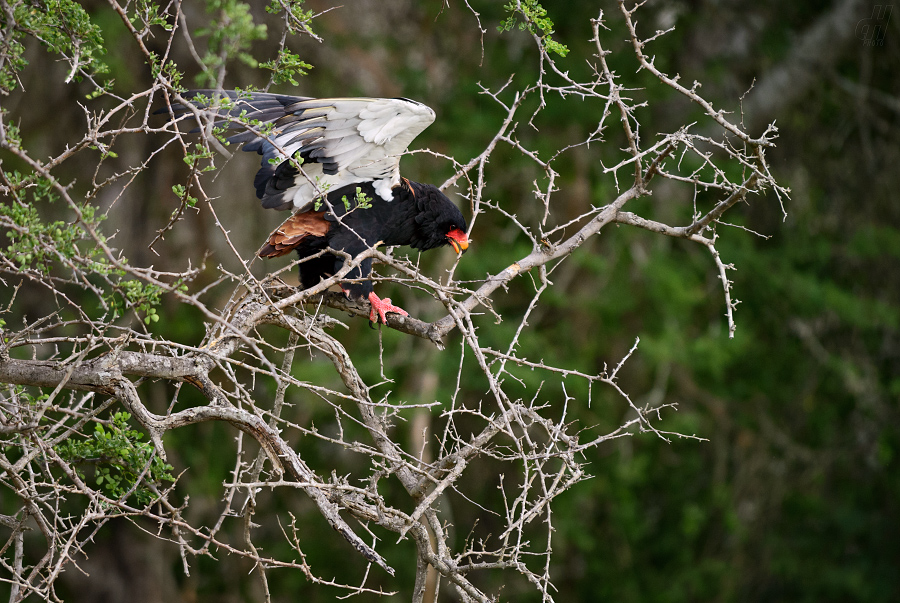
<box><xmin>367</xmin><ymin>292</ymin><xmax>409</xmax><ymax>325</ymax></box>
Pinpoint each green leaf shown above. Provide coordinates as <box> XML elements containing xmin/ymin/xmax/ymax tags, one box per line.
<box><xmin>498</xmin><ymin>0</ymin><xmax>569</xmax><ymax>57</ymax></box>
<box><xmin>259</xmin><ymin>50</ymin><xmax>313</xmax><ymax>86</ymax></box>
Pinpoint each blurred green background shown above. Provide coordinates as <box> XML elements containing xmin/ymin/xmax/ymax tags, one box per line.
<box><xmin>3</xmin><ymin>0</ymin><xmax>899</xmax><ymax>601</ymax></box>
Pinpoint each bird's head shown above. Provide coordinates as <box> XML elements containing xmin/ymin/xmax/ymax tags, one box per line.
<box><xmin>445</xmin><ymin>226</ymin><xmax>469</xmax><ymax>255</ymax></box>
<box><xmin>408</xmin><ymin>183</ymin><xmax>470</xmax><ymax>254</ymax></box>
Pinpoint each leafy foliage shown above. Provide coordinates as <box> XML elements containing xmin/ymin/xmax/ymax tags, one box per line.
<box><xmin>0</xmin><ymin>0</ymin><xmax>108</xmax><ymax>93</ymax></box>
<box><xmin>197</xmin><ymin>0</ymin><xmax>268</xmax><ymax>84</ymax></box>
<box><xmin>499</xmin><ymin>0</ymin><xmax>569</xmax><ymax>57</ymax></box>
<box><xmin>56</xmin><ymin>412</ymin><xmax>175</xmax><ymax>506</ymax></box>
<box><xmin>260</xmin><ymin>49</ymin><xmax>313</xmax><ymax>85</ymax></box>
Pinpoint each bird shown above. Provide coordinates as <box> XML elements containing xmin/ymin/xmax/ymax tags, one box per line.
<box><xmin>161</xmin><ymin>90</ymin><xmax>469</xmax><ymax>324</ymax></box>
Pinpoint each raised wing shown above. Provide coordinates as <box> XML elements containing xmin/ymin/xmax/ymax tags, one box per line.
<box><xmin>162</xmin><ymin>90</ymin><xmax>436</xmax><ymax>211</ymax></box>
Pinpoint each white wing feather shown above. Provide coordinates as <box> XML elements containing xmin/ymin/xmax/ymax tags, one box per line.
<box><xmin>250</xmin><ymin>97</ymin><xmax>435</xmax><ymax>210</ymax></box>
<box><xmin>171</xmin><ymin>93</ymin><xmax>437</xmax><ymax>211</ymax></box>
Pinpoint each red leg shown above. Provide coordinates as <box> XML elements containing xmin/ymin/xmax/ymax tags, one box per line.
<box><xmin>368</xmin><ymin>291</ymin><xmax>409</xmax><ymax>324</ymax></box>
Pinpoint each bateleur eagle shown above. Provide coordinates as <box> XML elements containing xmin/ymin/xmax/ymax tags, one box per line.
<box><xmin>162</xmin><ymin>91</ymin><xmax>469</xmax><ymax>323</ymax></box>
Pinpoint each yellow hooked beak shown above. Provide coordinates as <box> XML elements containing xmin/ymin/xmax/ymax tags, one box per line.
<box><xmin>447</xmin><ymin>228</ymin><xmax>469</xmax><ymax>255</ymax></box>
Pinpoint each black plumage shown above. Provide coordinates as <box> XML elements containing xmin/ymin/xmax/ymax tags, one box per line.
<box><xmin>260</xmin><ymin>179</ymin><xmax>467</xmax><ymax>322</ymax></box>
<box><xmin>160</xmin><ymin>90</ymin><xmax>469</xmax><ymax>323</ymax></box>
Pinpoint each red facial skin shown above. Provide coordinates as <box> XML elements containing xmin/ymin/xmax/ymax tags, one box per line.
<box><xmin>446</xmin><ymin>228</ymin><xmax>469</xmax><ymax>254</ymax></box>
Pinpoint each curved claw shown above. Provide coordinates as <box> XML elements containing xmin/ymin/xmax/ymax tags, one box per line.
<box><xmin>367</xmin><ymin>292</ymin><xmax>409</xmax><ymax>325</ymax></box>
